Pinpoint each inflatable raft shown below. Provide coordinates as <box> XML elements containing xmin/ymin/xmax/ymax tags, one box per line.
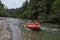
<box><xmin>25</xmin><ymin>22</ymin><xmax>41</xmax><ymax>30</ymax></box>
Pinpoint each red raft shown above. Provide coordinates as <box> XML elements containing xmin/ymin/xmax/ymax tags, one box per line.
<box><xmin>26</xmin><ymin>23</ymin><xmax>41</xmax><ymax>30</ymax></box>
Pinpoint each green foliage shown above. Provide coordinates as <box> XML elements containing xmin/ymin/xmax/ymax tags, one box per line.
<box><xmin>48</xmin><ymin>0</ymin><xmax>60</xmax><ymax>22</ymax></box>
<box><xmin>0</xmin><ymin>0</ymin><xmax>9</xmax><ymax>17</ymax></box>
<box><xmin>17</xmin><ymin>0</ymin><xmax>60</xmax><ymax>23</ymax></box>
<box><xmin>18</xmin><ymin>0</ymin><xmax>55</xmax><ymax>20</ymax></box>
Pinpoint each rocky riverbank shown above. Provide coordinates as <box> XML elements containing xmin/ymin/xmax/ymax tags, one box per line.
<box><xmin>0</xmin><ymin>17</ymin><xmax>12</xmax><ymax>40</ymax></box>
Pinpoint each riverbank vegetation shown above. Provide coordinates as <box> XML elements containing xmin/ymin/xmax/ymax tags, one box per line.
<box><xmin>0</xmin><ymin>0</ymin><xmax>60</xmax><ymax>24</ymax></box>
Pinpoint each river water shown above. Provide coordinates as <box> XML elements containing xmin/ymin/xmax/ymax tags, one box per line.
<box><xmin>6</xmin><ymin>18</ymin><xmax>60</xmax><ymax>40</ymax></box>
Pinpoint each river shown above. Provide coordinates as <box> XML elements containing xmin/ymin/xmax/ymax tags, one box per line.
<box><xmin>5</xmin><ymin>18</ymin><xmax>60</xmax><ymax>40</ymax></box>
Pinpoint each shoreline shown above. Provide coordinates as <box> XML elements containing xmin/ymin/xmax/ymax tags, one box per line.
<box><xmin>42</xmin><ymin>23</ymin><xmax>60</xmax><ymax>29</ymax></box>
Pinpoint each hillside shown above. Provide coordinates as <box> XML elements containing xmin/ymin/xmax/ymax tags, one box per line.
<box><xmin>0</xmin><ymin>0</ymin><xmax>60</xmax><ymax>24</ymax></box>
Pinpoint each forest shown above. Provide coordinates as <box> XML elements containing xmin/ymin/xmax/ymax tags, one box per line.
<box><xmin>0</xmin><ymin>0</ymin><xmax>60</xmax><ymax>23</ymax></box>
